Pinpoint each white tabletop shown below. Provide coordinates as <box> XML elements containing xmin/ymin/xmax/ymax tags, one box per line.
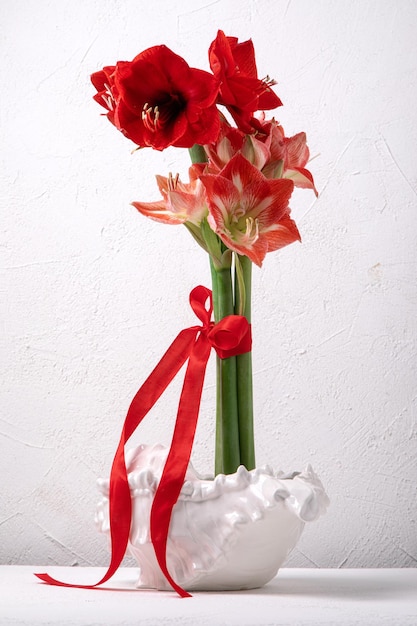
<box><xmin>0</xmin><ymin>566</ymin><xmax>416</xmax><ymax>625</ymax></box>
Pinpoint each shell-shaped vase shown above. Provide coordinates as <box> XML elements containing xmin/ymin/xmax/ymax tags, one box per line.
<box><xmin>96</xmin><ymin>444</ymin><xmax>329</xmax><ymax>592</ymax></box>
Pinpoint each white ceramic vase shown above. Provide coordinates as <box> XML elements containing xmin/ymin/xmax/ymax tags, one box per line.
<box><xmin>96</xmin><ymin>443</ymin><xmax>329</xmax><ymax>592</ymax></box>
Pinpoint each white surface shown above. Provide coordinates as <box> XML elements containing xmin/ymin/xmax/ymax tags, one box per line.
<box><xmin>0</xmin><ymin>567</ymin><xmax>416</xmax><ymax>626</ymax></box>
<box><xmin>1</xmin><ymin>0</ymin><xmax>417</xmax><ymax>570</ymax></box>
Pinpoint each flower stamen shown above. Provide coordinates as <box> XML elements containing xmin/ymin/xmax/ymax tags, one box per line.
<box><xmin>142</xmin><ymin>103</ymin><xmax>161</xmax><ymax>131</ymax></box>
<box><xmin>102</xmin><ymin>83</ymin><xmax>115</xmax><ymax>110</ymax></box>
<box><xmin>261</xmin><ymin>75</ymin><xmax>277</xmax><ymax>88</ymax></box>
<box><xmin>242</xmin><ymin>216</ymin><xmax>259</xmax><ymax>244</ymax></box>
<box><xmin>167</xmin><ymin>172</ymin><xmax>180</xmax><ymax>191</ymax></box>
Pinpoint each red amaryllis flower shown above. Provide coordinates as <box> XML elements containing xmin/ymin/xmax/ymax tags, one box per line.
<box><xmin>91</xmin><ymin>65</ymin><xmax>118</xmax><ymax>125</ymax></box>
<box><xmin>92</xmin><ymin>45</ymin><xmax>220</xmax><ymax>150</ymax></box>
<box><xmin>132</xmin><ymin>165</ymin><xmax>208</xmax><ymax>226</ymax></box>
<box><xmin>209</xmin><ymin>30</ymin><xmax>282</xmax><ymax>132</ymax></box>
<box><xmin>200</xmin><ymin>154</ymin><xmax>300</xmax><ymax>267</ymax></box>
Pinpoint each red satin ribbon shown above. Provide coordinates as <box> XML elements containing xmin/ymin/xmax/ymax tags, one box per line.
<box><xmin>36</xmin><ymin>285</ymin><xmax>251</xmax><ymax>597</ymax></box>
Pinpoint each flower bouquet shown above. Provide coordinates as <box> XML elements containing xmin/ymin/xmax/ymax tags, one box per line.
<box><xmin>37</xmin><ymin>31</ymin><xmax>328</xmax><ymax>596</ymax></box>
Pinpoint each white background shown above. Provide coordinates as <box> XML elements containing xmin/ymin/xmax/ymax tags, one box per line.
<box><xmin>1</xmin><ymin>0</ymin><xmax>416</xmax><ymax>569</ymax></box>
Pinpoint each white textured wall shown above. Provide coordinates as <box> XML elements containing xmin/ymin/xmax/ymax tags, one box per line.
<box><xmin>1</xmin><ymin>0</ymin><xmax>416</xmax><ymax>569</ymax></box>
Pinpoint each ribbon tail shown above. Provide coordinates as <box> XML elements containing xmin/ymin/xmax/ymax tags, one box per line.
<box><xmin>150</xmin><ymin>333</ymin><xmax>212</xmax><ymax>598</ymax></box>
<box><xmin>35</xmin><ymin>327</ymin><xmax>198</xmax><ymax>589</ymax></box>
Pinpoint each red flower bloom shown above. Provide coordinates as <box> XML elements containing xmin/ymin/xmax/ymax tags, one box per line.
<box><xmin>91</xmin><ymin>65</ymin><xmax>118</xmax><ymax>125</ymax></box>
<box><xmin>209</xmin><ymin>30</ymin><xmax>282</xmax><ymax>132</ymax></box>
<box><xmin>200</xmin><ymin>154</ymin><xmax>300</xmax><ymax>267</ymax></box>
<box><xmin>92</xmin><ymin>46</ymin><xmax>220</xmax><ymax>150</ymax></box>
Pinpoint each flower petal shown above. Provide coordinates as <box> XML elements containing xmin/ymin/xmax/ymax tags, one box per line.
<box><xmin>284</xmin><ymin>168</ymin><xmax>318</xmax><ymax>196</ymax></box>
<box><xmin>254</xmin><ymin>178</ymin><xmax>294</xmax><ymax>224</ymax></box>
<box><xmin>262</xmin><ymin>214</ymin><xmax>301</xmax><ymax>252</ymax></box>
<box><xmin>132</xmin><ymin>200</ymin><xmax>185</xmax><ymax>224</ymax></box>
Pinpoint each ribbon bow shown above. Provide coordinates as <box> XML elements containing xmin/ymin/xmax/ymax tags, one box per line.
<box><xmin>36</xmin><ymin>286</ymin><xmax>251</xmax><ymax>597</ymax></box>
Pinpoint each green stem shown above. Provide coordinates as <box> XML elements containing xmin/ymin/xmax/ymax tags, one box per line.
<box><xmin>210</xmin><ymin>258</ymin><xmax>240</xmax><ymax>475</ymax></box>
<box><xmin>188</xmin><ymin>144</ymin><xmax>242</xmax><ymax>475</ymax></box>
<box><xmin>209</xmin><ymin>260</ymin><xmax>222</xmax><ymax>474</ymax></box>
<box><xmin>188</xmin><ymin>144</ymin><xmax>207</xmax><ymax>164</ymax></box>
<box><xmin>235</xmin><ymin>254</ymin><xmax>255</xmax><ymax>470</ymax></box>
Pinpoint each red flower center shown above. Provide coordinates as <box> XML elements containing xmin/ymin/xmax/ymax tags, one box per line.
<box><xmin>141</xmin><ymin>93</ymin><xmax>185</xmax><ymax>133</ymax></box>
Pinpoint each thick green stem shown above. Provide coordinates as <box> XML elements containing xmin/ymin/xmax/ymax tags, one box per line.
<box><xmin>210</xmin><ymin>258</ymin><xmax>240</xmax><ymax>475</ymax></box>
<box><xmin>235</xmin><ymin>254</ymin><xmax>255</xmax><ymax>470</ymax></box>
<box><xmin>188</xmin><ymin>144</ymin><xmax>243</xmax><ymax>475</ymax></box>
<box><xmin>210</xmin><ymin>261</ymin><xmax>223</xmax><ymax>474</ymax></box>
<box><xmin>188</xmin><ymin>144</ymin><xmax>207</xmax><ymax>164</ymax></box>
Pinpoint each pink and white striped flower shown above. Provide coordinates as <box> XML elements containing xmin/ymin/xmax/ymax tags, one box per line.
<box><xmin>200</xmin><ymin>153</ymin><xmax>300</xmax><ymax>267</ymax></box>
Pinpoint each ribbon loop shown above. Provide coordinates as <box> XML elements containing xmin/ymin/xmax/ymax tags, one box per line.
<box><xmin>36</xmin><ymin>286</ymin><xmax>251</xmax><ymax>597</ymax></box>
<box><xmin>189</xmin><ymin>285</ymin><xmax>213</xmax><ymax>328</ymax></box>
